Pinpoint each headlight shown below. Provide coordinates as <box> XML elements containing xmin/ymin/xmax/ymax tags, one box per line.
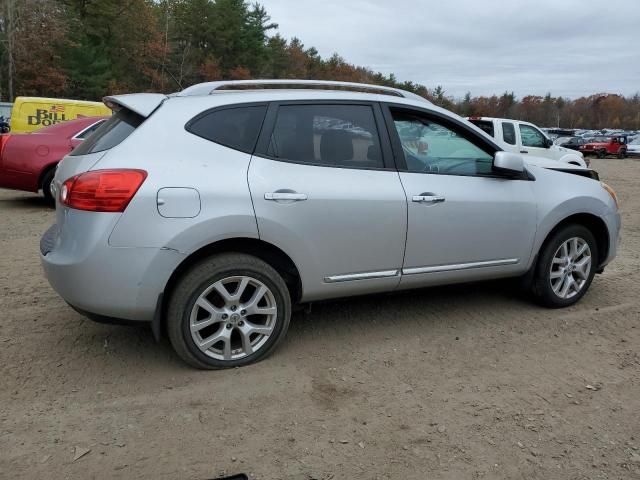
<box><xmin>601</xmin><ymin>182</ymin><xmax>619</xmax><ymax>209</ymax></box>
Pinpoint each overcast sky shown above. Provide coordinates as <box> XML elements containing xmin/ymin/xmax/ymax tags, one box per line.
<box><xmin>259</xmin><ymin>0</ymin><xmax>639</xmax><ymax>99</ymax></box>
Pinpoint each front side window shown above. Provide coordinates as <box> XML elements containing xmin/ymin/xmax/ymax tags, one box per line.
<box><xmin>187</xmin><ymin>105</ymin><xmax>267</xmax><ymax>153</ymax></box>
<box><xmin>267</xmin><ymin>104</ymin><xmax>383</xmax><ymax>169</ymax></box>
<box><xmin>502</xmin><ymin>122</ymin><xmax>516</xmax><ymax>145</ymax></box>
<box><xmin>391</xmin><ymin>111</ymin><xmax>494</xmax><ymax>176</ymax></box>
<box><xmin>519</xmin><ymin>124</ymin><xmax>547</xmax><ymax>148</ymax></box>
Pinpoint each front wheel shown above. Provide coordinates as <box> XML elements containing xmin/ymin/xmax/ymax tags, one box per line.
<box><xmin>532</xmin><ymin>225</ymin><xmax>598</xmax><ymax>308</ymax></box>
<box><xmin>167</xmin><ymin>253</ymin><xmax>291</xmax><ymax>369</ymax></box>
<box><xmin>596</xmin><ymin>150</ymin><xmax>606</xmax><ymax>159</ymax></box>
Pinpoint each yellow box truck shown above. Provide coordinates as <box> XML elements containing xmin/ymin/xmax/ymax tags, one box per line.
<box><xmin>9</xmin><ymin>97</ymin><xmax>111</xmax><ymax>133</ymax></box>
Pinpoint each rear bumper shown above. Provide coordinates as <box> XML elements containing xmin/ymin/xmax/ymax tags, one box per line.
<box><xmin>41</xmin><ymin>222</ymin><xmax>184</xmax><ymax>322</ymax></box>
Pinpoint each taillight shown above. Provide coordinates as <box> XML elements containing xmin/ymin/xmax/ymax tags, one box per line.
<box><xmin>61</xmin><ymin>169</ymin><xmax>147</xmax><ymax>212</ymax></box>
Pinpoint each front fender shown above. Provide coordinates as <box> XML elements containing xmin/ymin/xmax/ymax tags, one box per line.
<box><xmin>527</xmin><ymin>166</ymin><xmax>618</xmax><ymax>266</ymax></box>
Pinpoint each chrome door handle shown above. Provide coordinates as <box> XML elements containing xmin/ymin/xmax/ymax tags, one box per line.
<box><xmin>264</xmin><ymin>192</ymin><xmax>308</xmax><ymax>201</ymax></box>
<box><xmin>412</xmin><ymin>195</ymin><xmax>445</xmax><ymax>203</ymax></box>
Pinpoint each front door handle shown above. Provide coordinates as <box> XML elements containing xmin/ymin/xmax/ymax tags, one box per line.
<box><xmin>520</xmin><ymin>150</ymin><xmax>528</xmax><ymax>154</ymax></box>
<box><xmin>412</xmin><ymin>194</ymin><xmax>445</xmax><ymax>204</ymax></box>
<box><xmin>265</xmin><ymin>192</ymin><xmax>308</xmax><ymax>201</ymax></box>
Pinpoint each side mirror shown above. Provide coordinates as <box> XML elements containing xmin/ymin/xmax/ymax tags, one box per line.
<box><xmin>493</xmin><ymin>151</ymin><xmax>524</xmax><ymax>175</ymax></box>
<box><xmin>545</xmin><ymin>138</ymin><xmax>554</xmax><ymax>148</ymax></box>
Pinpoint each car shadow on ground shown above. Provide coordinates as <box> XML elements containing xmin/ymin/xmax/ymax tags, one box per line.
<box><xmin>68</xmin><ymin>278</ymin><xmax>531</xmax><ymax>372</ymax></box>
<box><xmin>0</xmin><ymin>192</ymin><xmax>51</xmax><ymax>209</ymax></box>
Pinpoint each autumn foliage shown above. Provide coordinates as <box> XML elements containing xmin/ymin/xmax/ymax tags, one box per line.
<box><xmin>0</xmin><ymin>0</ymin><xmax>638</xmax><ymax>129</ymax></box>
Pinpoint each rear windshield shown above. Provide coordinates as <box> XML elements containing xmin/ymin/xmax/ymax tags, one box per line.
<box><xmin>469</xmin><ymin>119</ymin><xmax>494</xmax><ymax>137</ymax></box>
<box><xmin>70</xmin><ymin>108</ymin><xmax>143</xmax><ymax>156</ymax></box>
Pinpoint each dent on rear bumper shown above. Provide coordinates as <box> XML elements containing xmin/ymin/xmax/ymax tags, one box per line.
<box><xmin>42</xmin><ymin>241</ymin><xmax>184</xmax><ymax>322</ymax></box>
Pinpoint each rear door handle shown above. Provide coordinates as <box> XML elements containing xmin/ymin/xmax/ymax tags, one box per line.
<box><xmin>265</xmin><ymin>192</ymin><xmax>308</xmax><ymax>201</ymax></box>
<box><xmin>412</xmin><ymin>195</ymin><xmax>445</xmax><ymax>204</ymax></box>
<box><xmin>520</xmin><ymin>150</ymin><xmax>528</xmax><ymax>154</ymax></box>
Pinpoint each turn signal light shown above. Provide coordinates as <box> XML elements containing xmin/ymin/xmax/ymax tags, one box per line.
<box><xmin>61</xmin><ymin>169</ymin><xmax>147</xmax><ymax>212</ymax></box>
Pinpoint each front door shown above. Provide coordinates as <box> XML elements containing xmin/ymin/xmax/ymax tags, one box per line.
<box><xmin>384</xmin><ymin>105</ymin><xmax>538</xmax><ymax>288</ymax></box>
<box><xmin>249</xmin><ymin>102</ymin><xmax>407</xmax><ymax>301</ymax></box>
<box><xmin>518</xmin><ymin>123</ymin><xmax>556</xmax><ymax>159</ymax></box>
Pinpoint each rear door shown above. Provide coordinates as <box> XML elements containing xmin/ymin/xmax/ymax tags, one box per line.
<box><xmin>248</xmin><ymin>101</ymin><xmax>407</xmax><ymax>301</ymax></box>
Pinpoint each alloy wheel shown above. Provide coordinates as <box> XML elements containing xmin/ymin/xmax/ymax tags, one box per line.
<box><xmin>549</xmin><ymin>237</ymin><xmax>592</xmax><ymax>299</ymax></box>
<box><xmin>189</xmin><ymin>275</ymin><xmax>278</xmax><ymax>361</ymax></box>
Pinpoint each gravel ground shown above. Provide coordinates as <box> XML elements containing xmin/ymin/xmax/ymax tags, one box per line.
<box><xmin>0</xmin><ymin>158</ymin><xmax>639</xmax><ymax>480</ymax></box>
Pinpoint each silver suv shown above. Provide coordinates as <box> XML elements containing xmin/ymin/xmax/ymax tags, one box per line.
<box><xmin>40</xmin><ymin>80</ymin><xmax>621</xmax><ymax>369</ymax></box>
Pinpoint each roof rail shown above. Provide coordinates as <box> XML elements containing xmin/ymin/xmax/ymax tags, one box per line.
<box><xmin>177</xmin><ymin>79</ymin><xmax>430</xmax><ymax>103</ymax></box>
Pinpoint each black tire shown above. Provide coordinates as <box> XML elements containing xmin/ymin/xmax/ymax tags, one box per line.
<box><xmin>532</xmin><ymin>224</ymin><xmax>598</xmax><ymax>308</ymax></box>
<box><xmin>167</xmin><ymin>253</ymin><xmax>291</xmax><ymax>369</ymax></box>
<box><xmin>618</xmin><ymin>149</ymin><xmax>626</xmax><ymax>159</ymax></box>
<box><xmin>41</xmin><ymin>169</ymin><xmax>56</xmax><ymax>206</ymax></box>
<box><xmin>596</xmin><ymin>149</ymin><xmax>606</xmax><ymax>159</ymax></box>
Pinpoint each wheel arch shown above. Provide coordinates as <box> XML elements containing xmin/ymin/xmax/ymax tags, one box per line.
<box><xmin>37</xmin><ymin>162</ymin><xmax>58</xmax><ymax>191</ymax></box>
<box><xmin>539</xmin><ymin>213</ymin><xmax>610</xmax><ymax>268</ymax></box>
<box><xmin>162</xmin><ymin>237</ymin><xmax>303</xmax><ymax>316</ymax></box>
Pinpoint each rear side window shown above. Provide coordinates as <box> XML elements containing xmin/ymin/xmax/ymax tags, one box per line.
<box><xmin>469</xmin><ymin>119</ymin><xmax>494</xmax><ymax>137</ymax></box>
<box><xmin>186</xmin><ymin>105</ymin><xmax>267</xmax><ymax>153</ymax></box>
<box><xmin>75</xmin><ymin>120</ymin><xmax>106</xmax><ymax>140</ymax></box>
<box><xmin>502</xmin><ymin>122</ymin><xmax>516</xmax><ymax>145</ymax></box>
<box><xmin>71</xmin><ymin>109</ymin><xmax>143</xmax><ymax>156</ymax></box>
<box><xmin>266</xmin><ymin>104</ymin><xmax>383</xmax><ymax>169</ymax></box>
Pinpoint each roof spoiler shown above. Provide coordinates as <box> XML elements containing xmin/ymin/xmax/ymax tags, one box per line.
<box><xmin>103</xmin><ymin>93</ymin><xmax>168</xmax><ymax>118</ymax></box>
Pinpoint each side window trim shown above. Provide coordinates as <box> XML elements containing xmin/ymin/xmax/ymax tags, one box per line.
<box><xmin>71</xmin><ymin>120</ymin><xmax>106</xmax><ymax>141</ymax></box>
<box><xmin>253</xmin><ymin>100</ymin><xmax>396</xmax><ymax>171</ymax></box>
<box><xmin>184</xmin><ymin>101</ymin><xmax>269</xmax><ymax>154</ymax></box>
<box><xmin>381</xmin><ymin>102</ymin><xmax>502</xmax><ymax>174</ymax></box>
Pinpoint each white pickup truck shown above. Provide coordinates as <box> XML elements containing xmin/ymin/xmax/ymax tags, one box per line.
<box><xmin>467</xmin><ymin>117</ymin><xmax>587</xmax><ymax>167</ymax></box>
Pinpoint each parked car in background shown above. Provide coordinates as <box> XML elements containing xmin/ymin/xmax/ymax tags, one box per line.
<box><xmin>467</xmin><ymin>117</ymin><xmax>587</xmax><ymax>167</ymax></box>
<box><xmin>556</xmin><ymin>136</ymin><xmax>587</xmax><ymax>151</ymax></box>
<box><xmin>0</xmin><ymin>116</ymin><xmax>107</xmax><ymax>203</ymax></box>
<box><xmin>579</xmin><ymin>135</ymin><xmax>627</xmax><ymax>159</ymax></box>
<box><xmin>8</xmin><ymin>97</ymin><xmax>111</xmax><ymax>134</ymax></box>
<box><xmin>626</xmin><ymin>136</ymin><xmax>640</xmax><ymax>157</ymax></box>
<box><xmin>40</xmin><ymin>80</ymin><xmax>620</xmax><ymax>369</ymax></box>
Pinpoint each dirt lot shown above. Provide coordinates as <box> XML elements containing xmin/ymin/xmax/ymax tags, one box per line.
<box><xmin>0</xmin><ymin>158</ymin><xmax>639</xmax><ymax>480</ymax></box>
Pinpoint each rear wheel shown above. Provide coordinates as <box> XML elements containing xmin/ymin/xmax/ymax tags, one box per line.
<box><xmin>618</xmin><ymin>149</ymin><xmax>626</xmax><ymax>159</ymax></box>
<box><xmin>167</xmin><ymin>253</ymin><xmax>291</xmax><ymax>369</ymax></box>
<box><xmin>41</xmin><ymin>169</ymin><xmax>55</xmax><ymax>206</ymax></box>
<box><xmin>532</xmin><ymin>225</ymin><xmax>598</xmax><ymax>308</ymax></box>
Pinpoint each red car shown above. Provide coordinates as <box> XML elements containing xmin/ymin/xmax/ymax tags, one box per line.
<box><xmin>579</xmin><ymin>135</ymin><xmax>628</xmax><ymax>159</ymax></box>
<box><xmin>0</xmin><ymin>116</ymin><xmax>107</xmax><ymax>204</ymax></box>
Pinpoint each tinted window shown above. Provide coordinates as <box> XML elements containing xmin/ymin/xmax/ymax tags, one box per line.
<box><xmin>187</xmin><ymin>105</ymin><xmax>267</xmax><ymax>153</ymax></box>
<box><xmin>468</xmin><ymin>119</ymin><xmax>494</xmax><ymax>137</ymax></box>
<box><xmin>71</xmin><ymin>109</ymin><xmax>143</xmax><ymax>156</ymax></box>
<box><xmin>519</xmin><ymin>124</ymin><xmax>546</xmax><ymax>148</ymax></box>
<box><xmin>392</xmin><ymin>111</ymin><xmax>494</xmax><ymax>176</ymax></box>
<box><xmin>502</xmin><ymin>122</ymin><xmax>516</xmax><ymax>145</ymax></box>
<box><xmin>267</xmin><ymin>105</ymin><xmax>383</xmax><ymax>168</ymax></box>
<box><xmin>75</xmin><ymin>120</ymin><xmax>106</xmax><ymax>140</ymax></box>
